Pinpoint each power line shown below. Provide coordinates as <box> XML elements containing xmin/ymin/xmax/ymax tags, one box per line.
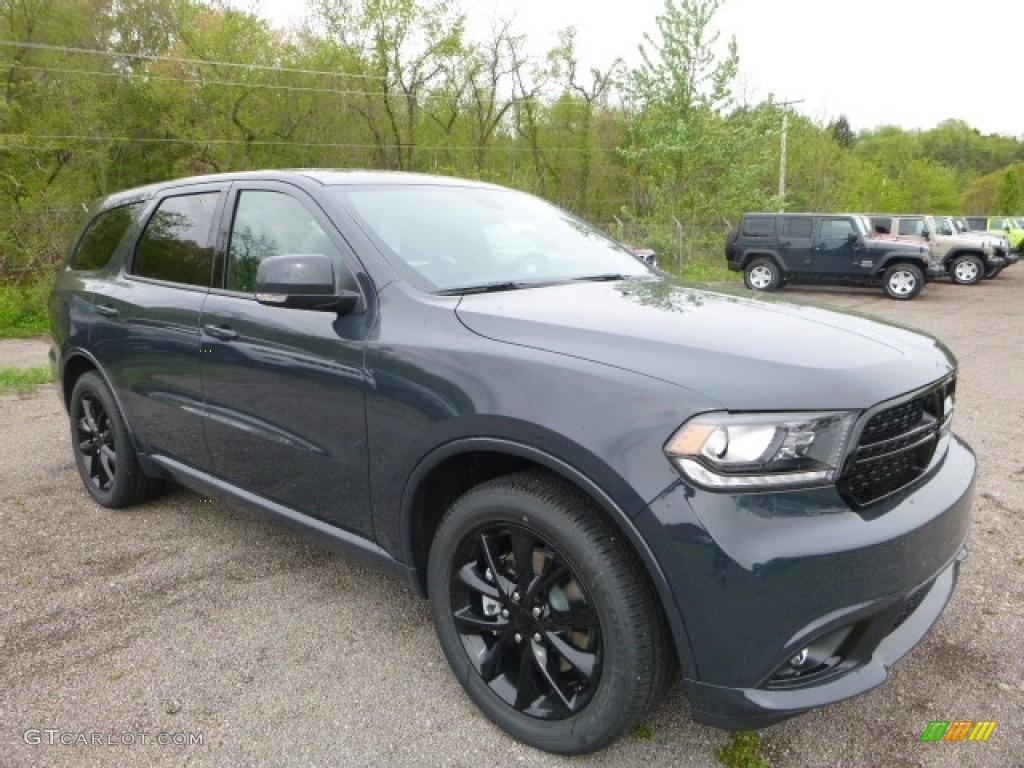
<box><xmin>0</xmin><ymin>40</ymin><xmax>384</xmax><ymax>82</ymax></box>
<box><xmin>9</xmin><ymin>63</ymin><xmax>562</xmax><ymax>104</ymax></box>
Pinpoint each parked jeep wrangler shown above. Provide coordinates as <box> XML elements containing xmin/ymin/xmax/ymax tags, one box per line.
<box><xmin>726</xmin><ymin>213</ymin><xmax>941</xmax><ymax>299</ymax></box>
<box><xmin>965</xmin><ymin>216</ymin><xmax>1024</xmax><ymax>253</ymax></box>
<box><xmin>869</xmin><ymin>214</ymin><xmax>1006</xmax><ymax>284</ymax></box>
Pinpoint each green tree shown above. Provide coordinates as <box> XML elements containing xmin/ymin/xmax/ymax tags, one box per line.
<box><xmin>993</xmin><ymin>166</ymin><xmax>1022</xmax><ymax>213</ymax></box>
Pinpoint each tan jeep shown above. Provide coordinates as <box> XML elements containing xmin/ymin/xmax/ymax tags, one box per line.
<box><xmin>869</xmin><ymin>214</ymin><xmax>1005</xmax><ymax>285</ymax></box>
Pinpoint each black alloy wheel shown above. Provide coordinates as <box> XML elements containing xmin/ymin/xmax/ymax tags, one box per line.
<box><xmin>428</xmin><ymin>470</ymin><xmax>673</xmax><ymax>755</ymax></box>
<box><xmin>69</xmin><ymin>371</ymin><xmax>161</xmax><ymax>507</ymax></box>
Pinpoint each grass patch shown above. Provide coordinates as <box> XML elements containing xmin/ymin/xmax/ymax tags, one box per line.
<box><xmin>666</xmin><ymin>257</ymin><xmax>739</xmax><ymax>283</ymax></box>
<box><xmin>0</xmin><ymin>278</ymin><xmax>52</xmax><ymax>338</ymax></box>
<box><xmin>717</xmin><ymin>732</ymin><xmax>769</xmax><ymax>768</ymax></box>
<box><xmin>0</xmin><ymin>365</ymin><xmax>53</xmax><ymax>395</ymax></box>
<box><xmin>631</xmin><ymin>722</ymin><xmax>655</xmax><ymax>740</ymax></box>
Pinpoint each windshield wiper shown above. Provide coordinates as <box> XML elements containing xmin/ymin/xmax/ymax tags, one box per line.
<box><xmin>571</xmin><ymin>273</ymin><xmax>627</xmax><ymax>283</ymax></box>
<box><xmin>435</xmin><ymin>281</ymin><xmax>526</xmax><ymax>296</ymax></box>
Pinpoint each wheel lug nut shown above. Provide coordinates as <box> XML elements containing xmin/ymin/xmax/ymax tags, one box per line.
<box><xmin>512</xmin><ymin>591</ymin><xmax>520</xmax><ymax>602</ymax></box>
<box><xmin>533</xmin><ymin>632</ymin><xmax>542</xmax><ymax>643</ymax></box>
<box><xmin>500</xmin><ymin>608</ymin><xmax>509</xmax><ymax>618</ymax></box>
<box><xmin>514</xmin><ymin>633</ymin><xmax>522</xmax><ymax>643</ymax></box>
<box><xmin>532</xmin><ymin>607</ymin><xmax>542</xmax><ymax>617</ymax></box>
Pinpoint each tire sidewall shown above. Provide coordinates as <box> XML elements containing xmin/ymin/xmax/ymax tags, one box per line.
<box><xmin>427</xmin><ymin>482</ymin><xmax>649</xmax><ymax>754</ymax></box>
<box><xmin>744</xmin><ymin>257</ymin><xmax>780</xmax><ymax>291</ymax></box>
<box><xmin>950</xmin><ymin>255</ymin><xmax>983</xmax><ymax>285</ymax></box>
<box><xmin>883</xmin><ymin>263</ymin><xmax>923</xmax><ymax>300</ymax></box>
<box><xmin>69</xmin><ymin>372</ymin><xmax>135</xmax><ymax>507</ymax></box>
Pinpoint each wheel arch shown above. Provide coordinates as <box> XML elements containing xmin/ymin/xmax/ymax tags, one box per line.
<box><xmin>399</xmin><ymin>438</ymin><xmax>698</xmax><ymax>678</ymax></box>
<box><xmin>873</xmin><ymin>255</ymin><xmax>927</xmax><ymax>277</ymax></box>
<box><xmin>742</xmin><ymin>250</ymin><xmax>787</xmax><ymax>271</ymax></box>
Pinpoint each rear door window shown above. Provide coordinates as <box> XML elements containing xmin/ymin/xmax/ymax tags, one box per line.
<box><xmin>133</xmin><ymin>193</ymin><xmax>221</xmax><ymax>286</ymax></box>
<box><xmin>70</xmin><ymin>203</ymin><xmax>143</xmax><ymax>271</ymax></box>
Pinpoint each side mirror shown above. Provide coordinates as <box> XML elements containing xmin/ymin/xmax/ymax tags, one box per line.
<box><xmin>847</xmin><ymin>232</ymin><xmax>859</xmax><ymax>244</ymax></box>
<box><xmin>255</xmin><ymin>253</ymin><xmax>359</xmax><ymax>313</ymax></box>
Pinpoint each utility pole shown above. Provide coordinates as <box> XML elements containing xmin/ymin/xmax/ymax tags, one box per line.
<box><xmin>778</xmin><ymin>98</ymin><xmax>804</xmax><ymax>208</ymax></box>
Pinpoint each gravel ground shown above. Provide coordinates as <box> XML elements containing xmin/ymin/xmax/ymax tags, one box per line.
<box><xmin>1</xmin><ymin>271</ymin><xmax>1022</xmax><ymax>768</ymax></box>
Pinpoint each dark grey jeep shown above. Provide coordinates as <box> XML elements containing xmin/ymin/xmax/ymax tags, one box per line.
<box><xmin>50</xmin><ymin>171</ymin><xmax>974</xmax><ymax>755</ymax></box>
<box><xmin>726</xmin><ymin>212</ymin><xmax>944</xmax><ymax>299</ymax></box>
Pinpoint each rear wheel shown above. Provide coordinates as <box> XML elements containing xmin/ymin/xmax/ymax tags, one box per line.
<box><xmin>427</xmin><ymin>470</ymin><xmax>672</xmax><ymax>755</ymax></box>
<box><xmin>948</xmin><ymin>254</ymin><xmax>984</xmax><ymax>285</ymax></box>
<box><xmin>744</xmin><ymin>257</ymin><xmax>782</xmax><ymax>291</ymax></box>
<box><xmin>69</xmin><ymin>371</ymin><xmax>162</xmax><ymax>507</ymax></box>
<box><xmin>882</xmin><ymin>263</ymin><xmax>923</xmax><ymax>300</ymax></box>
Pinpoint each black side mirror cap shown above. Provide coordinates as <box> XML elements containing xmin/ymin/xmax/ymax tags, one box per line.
<box><xmin>255</xmin><ymin>253</ymin><xmax>359</xmax><ymax>313</ymax></box>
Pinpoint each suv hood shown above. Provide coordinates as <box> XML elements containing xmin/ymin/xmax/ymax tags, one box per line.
<box><xmin>456</xmin><ymin>278</ymin><xmax>954</xmax><ymax>411</ymax></box>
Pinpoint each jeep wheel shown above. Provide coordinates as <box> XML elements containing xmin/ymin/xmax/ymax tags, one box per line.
<box><xmin>427</xmin><ymin>470</ymin><xmax>672</xmax><ymax>755</ymax></box>
<box><xmin>744</xmin><ymin>257</ymin><xmax>782</xmax><ymax>291</ymax></box>
<box><xmin>882</xmin><ymin>263</ymin><xmax>923</xmax><ymax>300</ymax></box>
<box><xmin>948</xmin><ymin>254</ymin><xmax>984</xmax><ymax>285</ymax></box>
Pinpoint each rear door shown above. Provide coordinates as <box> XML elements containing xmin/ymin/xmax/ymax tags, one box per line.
<box><xmin>88</xmin><ymin>184</ymin><xmax>225</xmax><ymax>468</ymax></box>
<box><xmin>198</xmin><ymin>181</ymin><xmax>376</xmax><ymax>536</ymax></box>
<box><xmin>777</xmin><ymin>215</ymin><xmax>814</xmax><ymax>274</ymax></box>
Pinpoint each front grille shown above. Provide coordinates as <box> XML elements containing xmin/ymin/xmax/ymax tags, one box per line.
<box><xmin>841</xmin><ymin>378</ymin><xmax>953</xmax><ymax>507</ymax></box>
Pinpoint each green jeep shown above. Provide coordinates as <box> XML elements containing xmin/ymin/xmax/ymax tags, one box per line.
<box><xmin>965</xmin><ymin>216</ymin><xmax>1024</xmax><ymax>252</ymax></box>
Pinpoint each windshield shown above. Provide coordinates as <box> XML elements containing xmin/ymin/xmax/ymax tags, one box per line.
<box><xmin>330</xmin><ymin>183</ymin><xmax>652</xmax><ymax>292</ymax></box>
<box><xmin>1011</xmin><ymin>217</ymin><xmax>1024</xmax><ymax>229</ymax></box>
<box><xmin>933</xmin><ymin>217</ymin><xmax>954</xmax><ymax>236</ymax></box>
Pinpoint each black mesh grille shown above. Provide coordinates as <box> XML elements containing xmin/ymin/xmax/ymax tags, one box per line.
<box><xmin>841</xmin><ymin>378</ymin><xmax>953</xmax><ymax>507</ymax></box>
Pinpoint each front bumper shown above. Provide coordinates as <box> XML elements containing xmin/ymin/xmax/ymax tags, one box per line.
<box><xmin>1004</xmin><ymin>251</ymin><xmax>1019</xmax><ymax>266</ymax></box>
<box><xmin>635</xmin><ymin>434</ymin><xmax>975</xmax><ymax>730</ymax></box>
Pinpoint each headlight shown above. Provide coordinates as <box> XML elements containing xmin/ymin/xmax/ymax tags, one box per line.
<box><xmin>665</xmin><ymin>411</ymin><xmax>857</xmax><ymax>490</ymax></box>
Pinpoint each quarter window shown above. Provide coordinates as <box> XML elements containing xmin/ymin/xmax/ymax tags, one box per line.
<box><xmin>133</xmin><ymin>193</ymin><xmax>220</xmax><ymax>286</ymax></box>
<box><xmin>70</xmin><ymin>203</ymin><xmax>143</xmax><ymax>271</ymax></box>
<box><xmin>226</xmin><ymin>191</ymin><xmax>340</xmax><ymax>293</ymax></box>
<box><xmin>897</xmin><ymin>219</ymin><xmax>925</xmax><ymax>237</ymax></box>
<box><xmin>742</xmin><ymin>217</ymin><xmax>776</xmax><ymax>237</ymax></box>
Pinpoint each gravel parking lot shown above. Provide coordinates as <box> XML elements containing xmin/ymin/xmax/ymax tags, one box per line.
<box><xmin>2</xmin><ymin>271</ymin><xmax>1022</xmax><ymax>768</ymax></box>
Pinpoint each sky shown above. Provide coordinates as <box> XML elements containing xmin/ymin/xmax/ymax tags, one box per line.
<box><xmin>242</xmin><ymin>0</ymin><xmax>1024</xmax><ymax>138</ymax></box>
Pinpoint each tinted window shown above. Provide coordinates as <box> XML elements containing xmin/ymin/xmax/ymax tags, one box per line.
<box><xmin>226</xmin><ymin>191</ymin><xmax>340</xmax><ymax>293</ymax></box>
<box><xmin>819</xmin><ymin>218</ymin><xmax>855</xmax><ymax>240</ymax></box>
<box><xmin>133</xmin><ymin>193</ymin><xmax>220</xmax><ymax>286</ymax></box>
<box><xmin>897</xmin><ymin>218</ymin><xmax>925</xmax><ymax>237</ymax></box>
<box><xmin>742</xmin><ymin>217</ymin><xmax>776</xmax><ymax>237</ymax></box>
<box><xmin>70</xmin><ymin>203</ymin><xmax>143</xmax><ymax>271</ymax></box>
<box><xmin>782</xmin><ymin>217</ymin><xmax>813</xmax><ymax>238</ymax></box>
<box><xmin>871</xmin><ymin>217</ymin><xmax>891</xmax><ymax>234</ymax></box>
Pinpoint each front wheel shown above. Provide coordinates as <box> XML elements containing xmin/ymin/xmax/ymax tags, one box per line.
<box><xmin>427</xmin><ymin>471</ymin><xmax>672</xmax><ymax>755</ymax></box>
<box><xmin>744</xmin><ymin>257</ymin><xmax>782</xmax><ymax>291</ymax></box>
<box><xmin>882</xmin><ymin>263</ymin><xmax>924</xmax><ymax>300</ymax></box>
<box><xmin>948</xmin><ymin>254</ymin><xmax>984</xmax><ymax>285</ymax></box>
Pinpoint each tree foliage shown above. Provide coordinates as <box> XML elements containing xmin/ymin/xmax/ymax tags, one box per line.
<box><xmin>1</xmin><ymin>0</ymin><xmax>1023</xmax><ymax>284</ymax></box>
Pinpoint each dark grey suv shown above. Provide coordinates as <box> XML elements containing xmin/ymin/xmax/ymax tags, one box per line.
<box><xmin>50</xmin><ymin>171</ymin><xmax>974</xmax><ymax>755</ymax></box>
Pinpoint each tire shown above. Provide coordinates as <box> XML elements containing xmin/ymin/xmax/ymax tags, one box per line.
<box><xmin>427</xmin><ymin>470</ymin><xmax>673</xmax><ymax>755</ymax></box>
<box><xmin>948</xmin><ymin>254</ymin><xmax>984</xmax><ymax>285</ymax></box>
<box><xmin>882</xmin><ymin>263</ymin><xmax>924</xmax><ymax>300</ymax></box>
<box><xmin>744</xmin><ymin>257</ymin><xmax>782</xmax><ymax>291</ymax></box>
<box><xmin>69</xmin><ymin>371</ymin><xmax>162</xmax><ymax>508</ymax></box>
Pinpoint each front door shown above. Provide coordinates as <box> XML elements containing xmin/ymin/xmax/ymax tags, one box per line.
<box><xmin>198</xmin><ymin>182</ymin><xmax>376</xmax><ymax>537</ymax></box>
<box><xmin>809</xmin><ymin>217</ymin><xmax>871</xmax><ymax>282</ymax></box>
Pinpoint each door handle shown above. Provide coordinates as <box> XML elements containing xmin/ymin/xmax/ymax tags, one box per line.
<box><xmin>94</xmin><ymin>304</ymin><xmax>119</xmax><ymax>317</ymax></box>
<box><xmin>203</xmin><ymin>324</ymin><xmax>239</xmax><ymax>341</ymax></box>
